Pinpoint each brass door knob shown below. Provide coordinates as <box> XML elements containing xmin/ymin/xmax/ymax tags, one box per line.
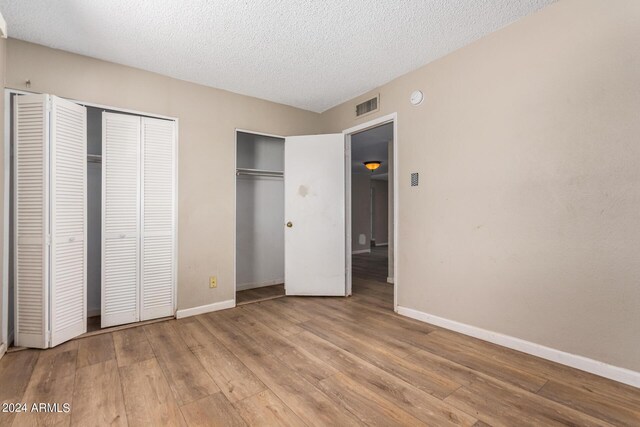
<box><xmin>286</xmin><ymin>221</ymin><xmax>293</xmax><ymax>228</ymax></box>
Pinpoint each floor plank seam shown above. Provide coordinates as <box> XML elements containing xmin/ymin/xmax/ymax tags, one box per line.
<box><xmin>441</xmin><ymin>386</ymin><xmax>486</xmax><ymax>423</ymax></box>
<box><xmin>192</xmin><ymin>314</ymin><xmax>274</xmax><ymax>403</ymax></box>
<box><xmin>442</xmin><ymin>370</ymin><xmax>619</xmax><ymax>427</ymax></box>
<box><xmin>231</xmin><ymin>381</ymin><xmax>311</xmax><ymax>427</ymax></box>
<box><xmin>535</xmin><ymin>378</ymin><xmax>550</xmax><ymax>394</ymax></box>
<box><xmin>69</xmin><ymin>354</ymin><xmax>81</xmax><ymax>426</ymax></box>
<box><xmin>12</xmin><ymin>351</ymin><xmax>40</xmax><ymax>426</ymax></box>
<box><xmin>204</xmin><ymin>327</ymin><xmax>277</xmax><ymax>412</ymax></box>
<box><xmin>115</xmin><ymin>355</ymin><xmax>132</xmax><ymax>427</ymax></box>
<box><xmin>186</xmin><ymin>341</ymin><xmax>220</xmax><ymax>403</ymax></box>
<box><xmin>440</xmin><ymin>383</ymin><xmax>465</xmax><ymax>401</ymax></box>
<box><xmin>201</xmin><ymin>310</ymin><xmax>369</xmax><ymax>425</ymax></box>
<box><xmin>141</xmin><ymin>324</ymin><xmax>190</xmax><ymax>425</ymax></box>
<box><xmin>185</xmin><ymin>322</ymin><xmax>225</xmax><ymax>404</ymax></box>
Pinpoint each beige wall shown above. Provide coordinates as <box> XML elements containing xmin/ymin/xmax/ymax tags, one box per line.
<box><xmin>320</xmin><ymin>0</ymin><xmax>640</xmax><ymax>372</ymax></box>
<box><xmin>4</xmin><ymin>39</ymin><xmax>321</xmax><ymax>310</ymax></box>
<box><xmin>371</xmin><ymin>179</ymin><xmax>388</xmax><ymax>245</ymax></box>
<box><xmin>351</xmin><ymin>174</ymin><xmax>371</xmax><ymax>252</ymax></box>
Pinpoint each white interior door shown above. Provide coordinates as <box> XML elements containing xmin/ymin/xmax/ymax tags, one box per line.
<box><xmin>50</xmin><ymin>96</ymin><xmax>87</xmax><ymax>346</ymax></box>
<box><xmin>284</xmin><ymin>134</ymin><xmax>346</xmax><ymax>296</ymax></box>
<box><xmin>140</xmin><ymin>117</ymin><xmax>176</xmax><ymax>320</ymax></box>
<box><xmin>14</xmin><ymin>94</ymin><xmax>49</xmax><ymax>348</ymax></box>
<box><xmin>102</xmin><ymin>113</ymin><xmax>140</xmax><ymax>328</ymax></box>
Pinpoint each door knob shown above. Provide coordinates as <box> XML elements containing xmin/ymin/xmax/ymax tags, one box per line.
<box><xmin>286</xmin><ymin>221</ymin><xmax>293</xmax><ymax>228</ymax></box>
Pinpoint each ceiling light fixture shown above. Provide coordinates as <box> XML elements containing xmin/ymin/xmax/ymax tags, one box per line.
<box><xmin>364</xmin><ymin>161</ymin><xmax>381</xmax><ymax>171</ymax></box>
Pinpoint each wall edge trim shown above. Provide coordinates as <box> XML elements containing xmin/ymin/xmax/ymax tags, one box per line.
<box><xmin>397</xmin><ymin>306</ymin><xmax>640</xmax><ymax>388</ymax></box>
<box><xmin>176</xmin><ymin>299</ymin><xmax>235</xmax><ymax>319</ymax></box>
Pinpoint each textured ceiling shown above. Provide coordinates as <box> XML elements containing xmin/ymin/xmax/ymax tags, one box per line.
<box><xmin>351</xmin><ymin>123</ymin><xmax>393</xmax><ymax>176</ymax></box>
<box><xmin>0</xmin><ymin>0</ymin><xmax>554</xmax><ymax>112</ymax></box>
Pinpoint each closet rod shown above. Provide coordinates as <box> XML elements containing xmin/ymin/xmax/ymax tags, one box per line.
<box><xmin>236</xmin><ymin>171</ymin><xmax>283</xmax><ymax>178</ymax></box>
<box><xmin>236</xmin><ymin>167</ymin><xmax>283</xmax><ymax>177</ymax></box>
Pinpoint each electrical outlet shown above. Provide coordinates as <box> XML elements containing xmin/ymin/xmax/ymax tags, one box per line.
<box><xmin>209</xmin><ymin>276</ymin><xmax>217</xmax><ymax>288</ymax></box>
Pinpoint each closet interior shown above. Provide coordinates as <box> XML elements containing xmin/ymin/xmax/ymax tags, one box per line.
<box><xmin>8</xmin><ymin>92</ymin><xmax>177</xmax><ymax>349</ymax></box>
<box><xmin>235</xmin><ymin>131</ymin><xmax>286</xmax><ymax>305</ymax></box>
<box><xmin>87</xmin><ymin>106</ymin><xmax>102</xmax><ymax>331</ymax></box>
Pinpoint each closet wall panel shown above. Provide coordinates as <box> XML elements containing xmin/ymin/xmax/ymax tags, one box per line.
<box><xmin>50</xmin><ymin>96</ymin><xmax>87</xmax><ymax>346</ymax></box>
<box><xmin>14</xmin><ymin>94</ymin><xmax>49</xmax><ymax>348</ymax></box>
<box><xmin>101</xmin><ymin>113</ymin><xmax>140</xmax><ymax>328</ymax></box>
<box><xmin>141</xmin><ymin>117</ymin><xmax>176</xmax><ymax>320</ymax></box>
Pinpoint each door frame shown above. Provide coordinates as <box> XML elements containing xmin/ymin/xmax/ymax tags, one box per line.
<box><xmin>2</xmin><ymin>88</ymin><xmax>179</xmax><ymax>351</ymax></box>
<box><xmin>233</xmin><ymin>128</ymin><xmax>286</xmax><ymax>306</ymax></box>
<box><xmin>343</xmin><ymin>113</ymin><xmax>398</xmax><ymax>311</ymax></box>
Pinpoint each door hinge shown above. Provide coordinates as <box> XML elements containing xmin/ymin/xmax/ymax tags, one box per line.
<box><xmin>46</xmin><ymin>235</ymin><xmax>52</xmax><ymax>246</ymax></box>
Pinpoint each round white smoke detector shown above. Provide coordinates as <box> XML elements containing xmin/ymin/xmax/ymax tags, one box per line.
<box><xmin>410</xmin><ymin>90</ymin><xmax>424</xmax><ymax>106</ymax></box>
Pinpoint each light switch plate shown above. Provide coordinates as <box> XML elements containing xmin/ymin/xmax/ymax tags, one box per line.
<box><xmin>209</xmin><ymin>276</ymin><xmax>217</xmax><ymax>288</ymax></box>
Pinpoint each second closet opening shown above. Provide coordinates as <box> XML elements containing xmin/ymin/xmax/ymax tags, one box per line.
<box><xmin>235</xmin><ymin>131</ymin><xmax>286</xmax><ymax>305</ymax></box>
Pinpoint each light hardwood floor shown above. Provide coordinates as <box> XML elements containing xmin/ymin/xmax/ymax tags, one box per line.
<box><xmin>1</xmin><ymin>249</ymin><xmax>639</xmax><ymax>426</ymax></box>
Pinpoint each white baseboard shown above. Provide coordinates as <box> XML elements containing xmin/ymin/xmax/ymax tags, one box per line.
<box><xmin>237</xmin><ymin>279</ymin><xmax>284</xmax><ymax>292</ymax></box>
<box><xmin>0</xmin><ymin>342</ymin><xmax>6</xmax><ymax>361</ymax></box>
<box><xmin>176</xmin><ymin>299</ymin><xmax>235</xmax><ymax>319</ymax></box>
<box><xmin>386</xmin><ymin>277</ymin><xmax>394</xmax><ymax>284</ymax></box>
<box><xmin>397</xmin><ymin>306</ymin><xmax>640</xmax><ymax>389</ymax></box>
<box><xmin>87</xmin><ymin>308</ymin><xmax>101</xmax><ymax>317</ymax></box>
<box><xmin>352</xmin><ymin>249</ymin><xmax>371</xmax><ymax>255</ymax></box>
<box><xmin>375</xmin><ymin>242</ymin><xmax>389</xmax><ymax>247</ymax></box>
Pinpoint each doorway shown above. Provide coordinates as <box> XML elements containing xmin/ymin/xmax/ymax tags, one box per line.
<box><xmin>234</xmin><ymin>130</ymin><xmax>286</xmax><ymax>305</ymax></box>
<box><xmin>344</xmin><ymin>114</ymin><xmax>397</xmax><ymax>311</ymax></box>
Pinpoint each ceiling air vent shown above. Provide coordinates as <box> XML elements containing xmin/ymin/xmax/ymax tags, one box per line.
<box><xmin>355</xmin><ymin>94</ymin><xmax>379</xmax><ymax>117</ymax></box>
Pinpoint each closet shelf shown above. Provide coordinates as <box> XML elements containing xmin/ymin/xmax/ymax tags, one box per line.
<box><xmin>236</xmin><ymin>167</ymin><xmax>283</xmax><ymax>177</ymax></box>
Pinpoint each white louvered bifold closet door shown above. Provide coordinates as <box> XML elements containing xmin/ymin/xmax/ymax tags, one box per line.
<box><xmin>140</xmin><ymin>117</ymin><xmax>176</xmax><ymax>320</ymax></box>
<box><xmin>14</xmin><ymin>94</ymin><xmax>49</xmax><ymax>348</ymax></box>
<box><xmin>102</xmin><ymin>113</ymin><xmax>140</xmax><ymax>328</ymax></box>
<box><xmin>49</xmin><ymin>96</ymin><xmax>87</xmax><ymax>347</ymax></box>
